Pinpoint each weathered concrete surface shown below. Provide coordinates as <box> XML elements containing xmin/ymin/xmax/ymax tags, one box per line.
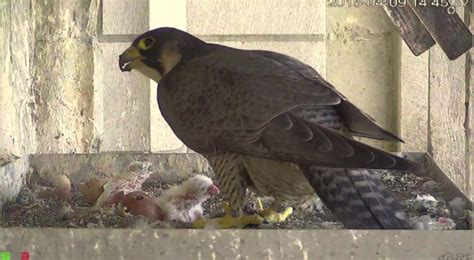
<box><xmin>0</xmin><ymin>0</ymin><xmax>101</xmax><ymax>210</ymax></box>
<box><xmin>468</xmin><ymin>11</ymin><xmax>473</xmax><ymax>204</ymax></box>
<box><xmin>0</xmin><ymin>0</ymin><xmax>37</xmax><ymax>159</ymax></box>
<box><xmin>470</xmin><ymin>51</ymin><xmax>473</xmax><ymax>201</ymax></box>
<box><xmin>327</xmin><ymin>5</ymin><xmax>394</xmax><ymax>35</ymax></box>
<box><xmin>187</xmin><ymin>0</ymin><xmax>325</xmax><ymax>35</ymax></box>
<box><xmin>400</xmin><ymin>42</ymin><xmax>429</xmax><ymax>152</ymax></box>
<box><xmin>327</xmin><ymin>6</ymin><xmax>397</xmax><ymax>151</ymax></box>
<box><xmin>429</xmin><ymin>44</ymin><xmax>469</xmax><ymax>197</ymax></box>
<box><xmin>0</xmin><ymin>0</ymin><xmax>51</xmax><ymax>209</ymax></box>
<box><xmin>29</xmin><ymin>153</ymin><xmax>211</xmax><ymax>185</ymax></box>
<box><xmin>102</xmin><ymin>0</ymin><xmax>148</xmax><ymax>35</ymax></box>
<box><xmin>94</xmin><ymin>42</ymin><xmax>150</xmax><ymax>152</ymax></box>
<box><xmin>32</xmin><ymin>0</ymin><xmax>96</xmax><ymax>153</ymax></box>
<box><xmin>397</xmin><ymin>8</ymin><xmax>472</xmax><ymax>202</ymax></box>
<box><xmin>0</xmin><ymin>229</ymin><xmax>472</xmax><ymax>260</ymax></box>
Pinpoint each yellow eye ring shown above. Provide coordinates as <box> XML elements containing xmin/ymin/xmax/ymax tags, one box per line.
<box><xmin>138</xmin><ymin>37</ymin><xmax>155</xmax><ymax>50</ymax></box>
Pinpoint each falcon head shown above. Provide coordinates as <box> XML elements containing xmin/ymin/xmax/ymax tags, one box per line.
<box><xmin>119</xmin><ymin>27</ymin><xmax>206</xmax><ymax>82</ymax></box>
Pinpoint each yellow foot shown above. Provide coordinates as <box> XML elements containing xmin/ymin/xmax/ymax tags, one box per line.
<box><xmin>256</xmin><ymin>198</ymin><xmax>293</xmax><ymax>223</ymax></box>
<box><xmin>193</xmin><ymin>202</ymin><xmax>264</xmax><ymax>229</ymax></box>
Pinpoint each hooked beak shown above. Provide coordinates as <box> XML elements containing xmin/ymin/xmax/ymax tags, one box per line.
<box><xmin>207</xmin><ymin>184</ymin><xmax>220</xmax><ymax>195</ymax></box>
<box><xmin>119</xmin><ymin>46</ymin><xmax>144</xmax><ymax>72</ymax></box>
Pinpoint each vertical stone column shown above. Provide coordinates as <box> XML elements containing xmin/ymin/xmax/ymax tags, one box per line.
<box><xmin>0</xmin><ymin>0</ymin><xmax>36</xmax><ymax>159</ymax></box>
<box><xmin>94</xmin><ymin>0</ymin><xmax>150</xmax><ymax>152</ymax></box>
<box><xmin>1</xmin><ymin>0</ymin><xmax>37</xmax><ymax>203</ymax></box>
<box><xmin>33</xmin><ymin>0</ymin><xmax>95</xmax><ymax>153</ymax></box>
<box><xmin>429</xmin><ymin>45</ymin><xmax>469</xmax><ymax>197</ymax></box>
<box><xmin>399</xmin><ymin>43</ymin><xmax>429</xmax><ymax>152</ymax></box>
<box><xmin>327</xmin><ymin>7</ymin><xmax>399</xmax><ymax>151</ymax></box>
<box><xmin>149</xmin><ymin>0</ymin><xmax>188</xmax><ymax>153</ymax></box>
<box><xmin>467</xmin><ymin>11</ymin><xmax>473</xmax><ymax>203</ymax></box>
<box><xmin>469</xmin><ymin>49</ymin><xmax>473</xmax><ymax>201</ymax></box>
<box><xmin>427</xmin><ymin>9</ymin><xmax>471</xmax><ymax>197</ymax></box>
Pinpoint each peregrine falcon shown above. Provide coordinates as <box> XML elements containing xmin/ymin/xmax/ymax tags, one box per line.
<box><xmin>119</xmin><ymin>27</ymin><xmax>419</xmax><ymax>229</ymax></box>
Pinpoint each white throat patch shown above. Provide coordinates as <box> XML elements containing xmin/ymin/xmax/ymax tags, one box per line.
<box><xmin>134</xmin><ymin>61</ymin><xmax>162</xmax><ymax>83</ymax></box>
<box><xmin>160</xmin><ymin>41</ymin><xmax>182</xmax><ymax>75</ymax></box>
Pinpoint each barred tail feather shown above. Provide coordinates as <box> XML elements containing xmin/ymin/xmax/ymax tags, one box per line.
<box><xmin>302</xmin><ymin>166</ymin><xmax>410</xmax><ymax>229</ymax></box>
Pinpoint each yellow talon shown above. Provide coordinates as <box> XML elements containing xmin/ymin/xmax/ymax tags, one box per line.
<box><xmin>239</xmin><ymin>214</ymin><xmax>265</xmax><ymax>226</ymax></box>
<box><xmin>257</xmin><ymin>197</ymin><xmax>264</xmax><ymax>211</ymax></box>
<box><xmin>193</xmin><ymin>202</ymin><xmax>264</xmax><ymax>229</ymax></box>
<box><xmin>256</xmin><ymin>198</ymin><xmax>293</xmax><ymax>223</ymax></box>
<box><xmin>192</xmin><ymin>218</ymin><xmax>207</xmax><ymax>229</ymax></box>
<box><xmin>221</xmin><ymin>202</ymin><xmax>233</xmax><ymax>215</ymax></box>
<box><xmin>216</xmin><ymin>213</ymin><xmax>263</xmax><ymax>228</ymax></box>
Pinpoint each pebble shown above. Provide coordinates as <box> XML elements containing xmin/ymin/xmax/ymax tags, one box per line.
<box><xmin>59</xmin><ymin>204</ymin><xmax>75</xmax><ymax>220</ymax></box>
<box><xmin>87</xmin><ymin>223</ymin><xmax>99</xmax><ymax>228</ymax></box>
<box><xmin>421</xmin><ymin>180</ymin><xmax>439</xmax><ymax>193</ymax></box>
<box><xmin>448</xmin><ymin>197</ymin><xmax>466</xmax><ymax>217</ymax></box>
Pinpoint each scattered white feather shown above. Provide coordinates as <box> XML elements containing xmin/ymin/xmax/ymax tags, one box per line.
<box><xmin>414</xmin><ymin>194</ymin><xmax>438</xmax><ymax>210</ymax></box>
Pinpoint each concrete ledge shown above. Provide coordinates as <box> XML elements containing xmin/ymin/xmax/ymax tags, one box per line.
<box><xmin>1</xmin><ymin>152</ymin><xmax>471</xmax><ymax>220</ymax></box>
<box><xmin>2</xmin><ymin>152</ymin><xmax>471</xmax><ymax>205</ymax></box>
<box><xmin>29</xmin><ymin>153</ymin><xmax>211</xmax><ymax>185</ymax></box>
<box><xmin>0</xmin><ymin>229</ymin><xmax>472</xmax><ymax>259</ymax></box>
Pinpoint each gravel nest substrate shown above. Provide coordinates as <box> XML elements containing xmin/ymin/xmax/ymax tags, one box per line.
<box><xmin>2</xmin><ymin>169</ymin><xmax>472</xmax><ymax>230</ymax></box>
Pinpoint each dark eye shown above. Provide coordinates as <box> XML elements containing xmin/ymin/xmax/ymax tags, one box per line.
<box><xmin>144</xmin><ymin>38</ymin><xmax>154</xmax><ymax>47</ymax></box>
<box><xmin>139</xmin><ymin>37</ymin><xmax>155</xmax><ymax>50</ymax></box>
<box><xmin>135</xmin><ymin>195</ymin><xmax>144</xmax><ymax>201</ymax></box>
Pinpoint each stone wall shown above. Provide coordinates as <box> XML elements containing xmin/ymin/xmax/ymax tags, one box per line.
<box><xmin>33</xmin><ymin>0</ymin><xmax>96</xmax><ymax>153</ymax></box>
<box><xmin>469</xmin><ymin>12</ymin><xmax>473</xmax><ymax>201</ymax></box>
<box><xmin>1</xmin><ymin>0</ymin><xmax>98</xmax><ymax>202</ymax></box>
<box><xmin>1</xmin><ymin>0</ymin><xmax>33</xmax><ymax>201</ymax></box>
<box><xmin>399</xmin><ymin>9</ymin><xmax>472</xmax><ymax>200</ymax></box>
<box><xmin>1</xmin><ymin>0</ymin><xmax>97</xmax><ymax>156</ymax></box>
<box><xmin>0</xmin><ymin>0</ymin><xmax>36</xmax><ymax>163</ymax></box>
<box><xmin>95</xmin><ymin>0</ymin><xmax>151</xmax><ymax>152</ymax></box>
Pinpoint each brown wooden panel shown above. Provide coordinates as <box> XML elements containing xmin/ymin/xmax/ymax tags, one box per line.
<box><xmin>409</xmin><ymin>0</ymin><xmax>472</xmax><ymax>60</ymax></box>
<box><xmin>382</xmin><ymin>5</ymin><xmax>435</xmax><ymax>56</ymax></box>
